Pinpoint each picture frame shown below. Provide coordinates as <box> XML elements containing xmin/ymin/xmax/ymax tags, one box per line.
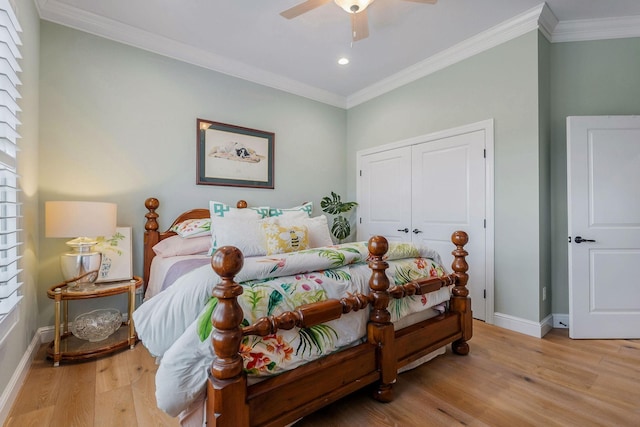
<box><xmin>94</xmin><ymin>226</ymin><xmax>133</xmax><ymax>283</ymax></box>
<box><xmin>197</xmin><ymin>118</ymin><xmax>275</xmax><ymax>189</ymax></box>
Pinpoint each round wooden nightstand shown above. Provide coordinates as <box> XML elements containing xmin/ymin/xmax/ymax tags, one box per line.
<box><xmin>46</xmin><ymin>277</ymin><xmax>143</xmax><ymax>366</ymax></box>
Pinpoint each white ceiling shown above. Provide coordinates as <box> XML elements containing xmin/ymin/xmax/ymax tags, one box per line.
<box><xmin>35</xmin><ymin>0</ymin><xmax>640</xmax><ymax>108</ymax></box>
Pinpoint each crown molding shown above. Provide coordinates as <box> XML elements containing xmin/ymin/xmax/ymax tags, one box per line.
<box><xmin>35</xmin><ymin>1</ymin><xmax>640</xmax><ymax>110</ymax></box>
<box><xmin>552</xmin><ymin>14</ymin><xmax>640</xmax><ymax>43</ymax></box>
<box><xmin>537</xmin><ymin>3</ymin><xmax>558</xmax><ymax>41</ymax></box>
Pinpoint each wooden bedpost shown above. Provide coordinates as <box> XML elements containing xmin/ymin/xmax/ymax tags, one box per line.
<box><xmin>207</xmin><ymin>246</ymin><xmax>250</xmax><ymax>427</ymax></box>
<box><xmin>450</xmin><ymin>231</ymin><xmax>472</xmax><ymax>355</ymax></box>
<box><xmin>143</xmin><ymin>197</ymin><xmax>160</xmax><ymax>286</ymax></box>
<box><xmin>367</xmin><ymin>236</ymin><xmax>396</xmax><ymax>403</ymax></box>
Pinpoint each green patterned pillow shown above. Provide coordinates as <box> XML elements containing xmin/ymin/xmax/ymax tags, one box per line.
<box><xmin>268</xmin><ymin>202</ymin><xmax>312</xmax><ymax>218</ymax></box>
<box><xmin>209</xmin><ymin>201</ymin><xmax>269</xmax><ymax>219</ymax></box>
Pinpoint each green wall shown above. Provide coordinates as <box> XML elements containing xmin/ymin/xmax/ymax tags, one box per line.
<box><xmin>549</xmin><ymin>37</ymin><xmax>640</xmax><ymax>314</ymax></box>
<box><xmin>347</xmin><ymin>32</ymin><xmax>544</xmax><ymax>322</ymax></box>
<box><xmin>38</xmin><ymin>22</ymin><xmax>347</xmax><ymax>327</ymax></box>
<box><xmin>538</xmin><ymin>33</ymin><xmax>552</xmax><ymax>320</ymax></box>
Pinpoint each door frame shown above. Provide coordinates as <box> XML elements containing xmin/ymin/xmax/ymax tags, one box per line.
<box><xmin>356</xmin><ymin>119</ymin><xmax>495</xmax><ymax>324</ymax></box>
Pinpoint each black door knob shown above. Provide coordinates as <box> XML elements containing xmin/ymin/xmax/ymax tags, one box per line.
<box><xmin>574</xmin><ymin>236</ymin><xmax>596</xmax><ymax>243</ymax></box>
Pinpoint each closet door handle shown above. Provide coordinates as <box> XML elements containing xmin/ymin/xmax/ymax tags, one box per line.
<box><xmin>574</xmin><ymin>236</ymin><xmax>596</xmax><ymax>244</ymax></box>
<box><xmin>413</xmin><ymin>229</ymin><xmax>423</xmax><ymax>234</ymax></box>
<box><xmin>397</xmin><ymin>228</ymin><xmax>409</xmax><ymax>233</ymax></box>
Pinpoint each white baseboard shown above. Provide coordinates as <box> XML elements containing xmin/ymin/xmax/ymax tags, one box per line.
<box><xmin>39</xmin><ymin>325</ymin><xmax>55</xmax><ymax>344</ymax></box>
<box><xmin>553</xmin><ymin>313</ymin><xmax>569</xmax><ymax>328</ymax></box>
<box><xmin>0</xmin><ymin>326</ymin><xmax>48</xmax><ymax>425</ymax></box>
<box><xmin>493</xmin><ymin>312</ymin><xmax>554</xmax><ymax>338</ymax></box>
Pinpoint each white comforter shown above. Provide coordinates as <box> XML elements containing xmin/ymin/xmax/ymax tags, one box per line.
<box><xmin>133</xmin><ymin>241</ymin><xmax>451</xmax><ymax>416</ymax></box>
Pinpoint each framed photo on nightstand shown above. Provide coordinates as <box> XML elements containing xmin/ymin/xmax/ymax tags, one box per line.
<box><xmin>94</xmin><ymin>226</ymin><xmax>133</xmax><ymax>282</ymax></box>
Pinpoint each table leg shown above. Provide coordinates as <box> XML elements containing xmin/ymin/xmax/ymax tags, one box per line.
<box><xmin>128</xmin><ymin>280</ymin><xmax>136</xmax><ymax>349</ymax></box>
<box><xmin>53</xmin><ymin>288</ymin><xmax>62</xmax><ymax>367</ymax></box>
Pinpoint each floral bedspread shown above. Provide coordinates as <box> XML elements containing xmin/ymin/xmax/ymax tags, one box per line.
<box><xmin>133</xmin><ymin>241</ymin><xmax>451</xmax><ymax>416</ymax></box>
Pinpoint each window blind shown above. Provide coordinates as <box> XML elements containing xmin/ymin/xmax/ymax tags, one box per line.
<box><xmin>0</xmin><ymin>0</ymin><xmax>22</xmax><ymax>326</ymax></box>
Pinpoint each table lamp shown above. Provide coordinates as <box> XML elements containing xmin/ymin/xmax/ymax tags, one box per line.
<box><xmin>45</xmin><ymin>201</ymin><xmax>117</xmax><ymax>289</ymax></box>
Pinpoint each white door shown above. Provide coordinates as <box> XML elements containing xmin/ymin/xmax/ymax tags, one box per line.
<box><xmin>567</xmin><ymin>115</ymin><xmax>640</xmax><ymax>339</ymax></box>
<box><xmin>357</xmin><ymin>147</ymin><xmax>412</xmax><ymax>243</ymax></box>
<box><xmin>411</xmin><ymin>131</ymin><xmax>486</xmax><ymax>320</ymax></box>
<box><xmin>357</xmin><ymin>121</ymin><xmax>492</xmax><ymax>321</ymax></box>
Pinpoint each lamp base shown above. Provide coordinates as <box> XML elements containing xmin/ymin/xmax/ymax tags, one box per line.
<box><xmin>61</xmin><ymin>250</ymin><xmax>102</xmax><ymax>289</ymax></box>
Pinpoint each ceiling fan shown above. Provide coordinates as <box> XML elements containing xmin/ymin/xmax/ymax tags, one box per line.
<box><xmin>280</xmin><ymin>0</ymin><xmax>438</xmax><ymax>42</ymax></box>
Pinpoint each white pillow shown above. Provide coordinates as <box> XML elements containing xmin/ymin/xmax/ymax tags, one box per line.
<box><xmin>152</xmin><ymin>235</ymin><xmax>212</xmax><ymax>257</ymax></box>
<box><xmin>209</xmin><ymin>201</ymin><xmax>270</xmax><ymax>255</ymax></box>
<box><xmin>265</xmin><ymin>215</ymin><xmax>333</xmax><ymax>248</ymax></box>
<box><xmin>213</xmin><ymin>217</ymin><xmax>267</xmax><ymax>257</ymax></box>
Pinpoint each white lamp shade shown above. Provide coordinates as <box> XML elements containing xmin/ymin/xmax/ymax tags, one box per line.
<box><xmin>45</xmin><ymin>201</ymin><xmax>117</xmax><ymax>238</ymax></box>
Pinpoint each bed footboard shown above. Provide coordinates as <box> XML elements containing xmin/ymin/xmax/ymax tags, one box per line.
<box><xmin>206</xmin><ymin>232</ymin><xmax>471</xmax><ymax>426</ymax></box>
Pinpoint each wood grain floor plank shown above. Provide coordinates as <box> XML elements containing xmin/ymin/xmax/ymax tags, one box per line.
<box><xmin>7</xmin><ymin>346</ymin><xmax>63</xmax><ymax>416</ymax></box>
<box><xmin>95</xmin><ymin>385</ymin><xmax>137</xmax><ymax>427</ymax></box>
<box><xmin>49</xmin><ymin>360</ymin><xmax>96</xmax><ymax>427</ymax></box>
<box><xmin>96</xmin><ymin>349</ymin><xmax>131</xmax><ymax>394</ymax></box>
<box><xmin>127</xmin><ymin>348</ymin><xmax>179</xmax><ymax>427</ymax></box>
<box><xmin>130</xmin><ymin>370</ymin><xmax>180</xmax><ymax>427</ymax></box>
<box><xmin>4</xmin><ymin>406</ymin><xmax>55</xmax><ymax>427</ymax></box>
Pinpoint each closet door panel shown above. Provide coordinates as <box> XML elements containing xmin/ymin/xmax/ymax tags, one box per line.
<box><xmin>357</xmin><ymin>147</ymin><xmax>412</xmax><ymax>242</ymax></box>
<box><xmin>411</xmin><ymin>131</ymin><xmax>485</xmax><ymax>294</ymax></box>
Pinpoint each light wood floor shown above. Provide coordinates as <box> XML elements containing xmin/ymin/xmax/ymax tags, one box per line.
<box><xmin>5</xmin><ymin>320</ymin><xmax>640</xmax><ymax>427</ymax></box>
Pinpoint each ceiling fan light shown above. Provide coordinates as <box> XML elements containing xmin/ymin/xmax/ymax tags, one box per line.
<box><xmin>334</xmin><ymin>0</ymin><xmax>373</xmax><ymax>14</ymax></box>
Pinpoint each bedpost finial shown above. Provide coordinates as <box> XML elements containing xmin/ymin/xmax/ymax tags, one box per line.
<box><xmin>451</xmin><ymin>230</ymin><xmax>468</xmax><ymax>247</ymax></box>
<box><xmin>236</xmin><ymin>200</ymin><xmax>248</xmax><ymax>209</ymax></box>
<box><xmin>145</xmin><ymin>197</ymin><xmax>159</xmax><ymax>211</ymax></box>
<box><xmin>368</xmin><ymin>235</ymin><xmax>388</xmax><ymax>257</ymax></box>
<box><xmin>212</xmin><ymin>246</ymin><xmax>244</xmax><ymax>278</ymax></box>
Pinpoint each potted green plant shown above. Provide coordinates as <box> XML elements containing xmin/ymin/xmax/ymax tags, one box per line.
<box><xmin>320</xmin><ymin>191</ymin><xmax>358</xmax><ymax>243</ymax></box>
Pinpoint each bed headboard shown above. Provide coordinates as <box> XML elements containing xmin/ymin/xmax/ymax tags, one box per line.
<box><xmin>143</xmin><ymin>197</ymin><xmax>248</xmax><ymax>287</ymax></box>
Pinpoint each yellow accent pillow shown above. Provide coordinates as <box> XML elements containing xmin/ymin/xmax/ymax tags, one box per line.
<box><xmin>262</xmin><ymin>222</ymin><xmax>309</xmax><ymax>255</ymax></box>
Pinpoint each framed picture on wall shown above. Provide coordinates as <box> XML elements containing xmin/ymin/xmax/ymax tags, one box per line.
<box><xmin>196</xmin><ymin>118</ymin><xmax>275</xmax><ymax>189</ymax></box>
<box><xmin>94</xmin><ymin>226</ymin><xmax>133</xmax><ymax>283</ymax></box>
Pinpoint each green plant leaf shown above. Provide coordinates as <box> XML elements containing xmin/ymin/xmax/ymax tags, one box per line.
<box><xmin>320</xmin><ymin>191</ymin><xmax>358</xmax><ymax>215</ymax></box>
<box><xmin>331</xmin><ymin>215</ymin><xmax>351</xmax><ymax>241</ymax></box>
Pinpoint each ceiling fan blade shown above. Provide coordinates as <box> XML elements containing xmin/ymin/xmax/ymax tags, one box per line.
<box><xmin>280</xmin><ymin>0</ymin><xmax>333</xmax><ymax>19</ymax></box>
<box><xmin>402</xmin><ymin>0</ymin><xmax>437</xmax><ymax>4</ymax></box>
<box><xmin>351</xmin><ymin>9</ymin><xmax>369</xmax><ymax>41</ymax></box>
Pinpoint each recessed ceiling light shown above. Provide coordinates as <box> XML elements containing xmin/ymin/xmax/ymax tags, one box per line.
<box><xmin>338</xmin><ymin>57</ymin><xmax>349</xmax><ymax>65</ymax></box>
